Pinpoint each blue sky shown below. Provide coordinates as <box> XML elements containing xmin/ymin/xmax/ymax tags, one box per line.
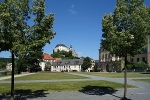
<box><xmin>0</xmin><ymin>0</ymin><xmax>150</xmax><ymax>60</ymax></box>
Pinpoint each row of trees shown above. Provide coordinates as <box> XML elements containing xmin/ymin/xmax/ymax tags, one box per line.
<box><xmin>101</xmin><ymin>0</ymin><xmax>150</xmax><ymax>99</ymax></box>
<box><xmin>0</xmin><ymin>0</ymin><xmax>56</xmax><ymax>99</ymax></box>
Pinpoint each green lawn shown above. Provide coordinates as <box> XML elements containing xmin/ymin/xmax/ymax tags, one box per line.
<box><xmin>10</xmin><ymin>72</ymin><xmax>88</xmax><ymax>80</ymax></box>
<box><xmin>0</xmin><ymin>80</ymin><xmax>135</xmax><ymax>94</ymax></box>
<box><xmin>79</xmin><ymin>72</ymin><xmax>150</xmax><ymax>78</ymax></box>
<box><xmin>133</xmin><ymin>79</ymin><xmax>150</xmax><ymax>83</ymax></box>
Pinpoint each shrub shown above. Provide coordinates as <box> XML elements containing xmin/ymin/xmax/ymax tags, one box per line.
<box><xmin>134</xmin><ymin>61</ymin><xmax>150</xmax><ymax>70</ymax></box>
<box><xmin>117</xmin><ymin>70</ymin><xmax>122</xmax><ymax>73</ymax></box>
<box><xmin>0</xmin><ymin>71</ymin><xmax>7</xmax><ymax>76</ymax></box>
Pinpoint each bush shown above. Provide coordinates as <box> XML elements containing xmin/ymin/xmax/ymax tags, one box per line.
<box><xmin>61</xmin><ymin>70</ymin><xmax>64</xmax><ymax>72</ymax></box>
<box><xmin>134</xmin><ymin>61</ymin><xmax>150</xmax><ymax>70</ymax></box>
<box><xmin>0</xmin><ymin>71</ymin><xmax>7</xmax><ymax>76</ymax></box>
<box><xmin>108</xmin><ymin>70</ymin><xmax>112</xmax><ymax>73</ymax></box>
<box><xmin>117</xmin><ymin>70</ymin><xmax>122</xmax><ymax>73</ymax></box>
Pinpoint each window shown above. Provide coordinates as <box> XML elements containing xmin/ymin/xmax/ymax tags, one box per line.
<box><xmin>137</xmin><ymin>58</ymin><xmax>139</xmax><ymax>62</ymax></box>
<box><xmin>142</xmin><ymin>57</ymin><xmax>145</xmax><ymax>62</ymax></box>
<box><xmin>102</xmin><ymin>54</ymin><xmax>104</xmax><ymax>58</ymax></box>
<box><xmin>105</xmin><ymin>54</ymin><xmax>106</xmax><ymax>58</ymax></box>
<box><xmin>131</xmin><ymin>58</ymin><xmax>134</xmax><ymax>62</ymax></box>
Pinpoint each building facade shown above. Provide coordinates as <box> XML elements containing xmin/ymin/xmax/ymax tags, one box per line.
<box><xmin>99</xmin><ymin>43</ymin><xmax>121</xmax><ymax>62</ymax></box>
<box><xmin>53</xmin><ymin>44</ymin><xmax>78</xmax><ymax>57</ymax></box>
<box><xmin>51</xmin><ymin>59</ymin><xmax>83</xmax><ymax>72</ymax></box>
<box><xmin>127</xmin><ymin>35</ymin><xmax>150</xmax><ymax>65</ymax></box>
<box><xmin>99</xmin><ymin>35</ymin><xmax>150</xmax><ymax>72</ymax></box>
<box><xmin>39</xmin><ymin>53</ymin><xmax>61</xmax><ymax>71</ymax></box>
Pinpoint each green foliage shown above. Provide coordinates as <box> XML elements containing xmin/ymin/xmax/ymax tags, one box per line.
<box><xmin>51</xmin><ymin>50</ymin><xmax>79</xmax><ymax>60</ymax></box>
<box><xmin>134</xmin><ymin>61</ymin><xmax>150</xmax><ymax>69</ymax></box>
<box><xmin>0</xmin><ymin>58</ymin><xmax>11</xmax><ymax>63</ymax></box>
<box><xmin>0</xmin><ymin>0</ymin><xmax>56</xmax><ymax>73</ymax></box>
<box><xmin>0</xmin><ymin>0</ymin><xmax>30</xmax><ymax>53</ymax></box>
<box><xmin>16</xmin><ymin>49</ymin><xmax>43</xmax><ymax>73</ymax></box>
<box><xmin>127</xmin><ymin>63</ymin><xmax>134</xmax><ymax>70</ymax></box>
<box><xmin>81</xmin><ymin>57</ymin><xmax>92</xmax><ymax>71</ymax></box>
<box><xmin>94</xmin><ymin>62</ymin><xmax>99</xmax><ymax>72</ymax></box>
<box><xmin>45</xmin><ymin>62</ymin><xmax>51</xmax><ymax>71</ymax></box>
<box><xmin>0</xmin><ymin>62</ymin><xmax>7</xmax><ymax>70</ymax></box>
<box><xmin>0</xmin><ymin>71</ymin><xmax>7</xmax><ymax>76</ymax></box>
<box><xmin>101</xmin><ymin>0</ymin><xmax>150</xmax><ymax>57</ymax></box>
<box><xmin>51</xmin><ymin>52</ymin><xmax>62</xmax><ymax>58</ymax></box>
<box><xmin>0</xmin><ymin>58</ymin><xmax>13</xmax><ymax>70</ymax></box>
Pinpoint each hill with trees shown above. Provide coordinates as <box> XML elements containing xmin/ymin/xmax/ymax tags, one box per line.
<box><xmin>51</xmin><ymin>50</ymin><xmax>79</xmax><ymax>59</ymax></box>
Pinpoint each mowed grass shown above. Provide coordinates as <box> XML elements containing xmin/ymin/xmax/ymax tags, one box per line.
<box><xmin>133</xmin><ymin>79</ymin><xmax>150</xmax><ymax>83</ymax></box>
<box><xmin>0</xmin><ymin>80</ymin><xmax>135</xmax><ymax>94</ymax></box>
<box><xmin>11</xmin><ymin>72</ymin><xmax>88</xmax><ymax>80</ymax></box>
<box><xmin>79</xmin><ymin>72</ymin><xmax>150</xmax><ymax>78</ymax></box>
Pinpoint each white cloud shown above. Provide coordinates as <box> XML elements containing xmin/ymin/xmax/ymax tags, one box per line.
<box><xmin>71</xmin><ymin>4</ymin><xmax>74</xmax><ymax>8</ymax></box>
<box><xmin>69</xmin><ymin>9</ymin><xmax>76</xmax><ymax>14</ymax></box>
<box><xmin>69</xmin><ymin>4</ymin><xmax>77</xmax><ymax>14</ymax></box>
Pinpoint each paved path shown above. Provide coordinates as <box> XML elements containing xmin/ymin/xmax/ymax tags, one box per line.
<box><xmin>0</xmin><ymin>73</ymin><xmax>35</xmax><ymax>81</ymax></box>
<box><xmin>0</xmin><ymin>72</ymin><xmax>150</xmax><ymax>100</ymax></box>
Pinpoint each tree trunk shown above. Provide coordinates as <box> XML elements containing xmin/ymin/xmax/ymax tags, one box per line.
<box><xmin>10</xmin><ymin>51</ymin><xmax>14</xmax><ymax>100</ymax></box>
<box><xmin>123</xmin><ymin>55</ymin><xmax>127</xmax><ymax>100</ymax></box>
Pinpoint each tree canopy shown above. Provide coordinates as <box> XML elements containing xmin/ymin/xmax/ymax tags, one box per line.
<box><xmin>101</xmin><ymin>0</ymin><xmax>150</xmax><ymax>57</ymax></box>
<box><xmin>81</xmin><ymin>57</ymin><xmax>92</xmax><ymax>71</ymax></box>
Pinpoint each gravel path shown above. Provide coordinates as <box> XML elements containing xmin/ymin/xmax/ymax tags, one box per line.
<box><xmin>0</xmin><ymin>72</ymin><xmax>150</xmax><ymax>100</ymax></box>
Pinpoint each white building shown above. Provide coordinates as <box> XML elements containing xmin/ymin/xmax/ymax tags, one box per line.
<box><xmin>6</xmin><ymin>63</ymin><xmax>12</xmax><ymax>71</ymax></box>
<box><xmin>53</xmin><ymin>44</ymin><xmax>78</xmax><ymax>57</ymax></box>
<box><xmin>39</xmin><ymin>53</ymin><xmax>61</xmax><ymax>71</ymax></box>
<box><xmin>51</xmin><ymin>59</ymin><xmax>83</xmax><ymax>72</ymax></box>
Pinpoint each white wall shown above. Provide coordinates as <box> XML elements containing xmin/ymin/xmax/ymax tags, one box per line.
<box><xmin>39</xmin><ymin>62</ymin><xmax>45</xmax><ymax>71</ymax></box>
<box><xmin>51</xmin><ymin>65</ymin><xmax>81</xmax><ymax>72</ymax></box>
<box><xmin>54</xmin><ymin>46</ymin><xmax>69</xmax><ymax>52</ymax></box>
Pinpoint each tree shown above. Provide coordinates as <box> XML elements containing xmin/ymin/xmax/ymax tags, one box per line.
<box><xmin>81</xmin><ymin>57</ymin><xmax>92</xmax><ymax>71</ymax></box>
<box><xmin>45</xmin><ymin>62</ymin><xmax>51</xmax><ymax>71</ymax></box>
<box><xmin>17</xmin><ymin>48</ymin><xmax>43</xmax><ymax>73</ymax></box>
<box><xmin>51</xmin><ymin>52</ymin><xmax>62</xmax><ymax>58</ymax></box>
<box><xmin>101</xmin><ymin>0</ymin><xmax>150</xmax><ymax>99</ymax></box>
<box><xmin>0</xmin><ymin>1</ymin><xmax>30</xmax><ymax>99</ymax></box>
<box><xmin>0</xmin><ymin>0</ymin><xmax>56</xmax><ymax>99</ymax></box>
<box><xmin>94</xmin><ymin>62</ymin><xmax>99</xmax><ymax>72</ymax></box>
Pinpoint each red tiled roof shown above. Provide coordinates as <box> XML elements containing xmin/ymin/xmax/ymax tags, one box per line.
<box><xmin>43</xmin><ymin>53</ymin><xmax>62</xmax><ymax>61</ymax></box>
<box><xmin>43</xmin><ymin>53</ymin><xmax>55</xmax><ymax>60</ymax></box>
<box><xmin>55</xmin><ymin>58</ymin><xmax>61</xmax><ymax>61</ymax></box>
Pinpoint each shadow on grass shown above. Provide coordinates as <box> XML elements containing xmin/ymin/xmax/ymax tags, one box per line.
<box><xmin>79</xmin><ymin>85</ymin><xmax>123</xmax><ymax>99</ymax></box>
<box><xmin>140</xmin><ymin>72</ymin><xmax>150</xmax><ymax>74</ymax></box>
<box><xmin>0</xmin><ymin>89</ymin><xmax>48</xmax><ymax>100</ymax></box>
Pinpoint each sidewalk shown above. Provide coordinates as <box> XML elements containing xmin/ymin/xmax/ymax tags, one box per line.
<box><xmin>0</xmin><ymin>73</ymin><xmax>35</xmax><ymax>81</ymax></box>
